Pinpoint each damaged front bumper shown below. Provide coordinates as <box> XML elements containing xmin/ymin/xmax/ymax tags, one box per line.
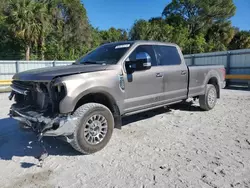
<box><xmin>9</xmin><ymin>104</ymin><xmax>78</xmax><ymax>141</ymax></box>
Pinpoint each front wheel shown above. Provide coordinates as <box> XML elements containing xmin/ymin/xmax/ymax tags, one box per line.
<box><xmin>199</xmin><ymin>84</ymin><xmax>217</xmax><ymax>111</ymax></box>
<box><xmin>70</xmin><ymin>103</ymin><xmax>114</xmax><ymax>154</ymax></box>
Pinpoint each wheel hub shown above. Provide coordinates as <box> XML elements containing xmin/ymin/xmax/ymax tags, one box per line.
<box><xmin>89</xmin><ymin>121</ymin><xmax>101</xmax><ymax>136</ymax></box>
<box><xmin>84</xmin><ymin>114</ymin><xmax>108</xmax><ymax>145</ymax></box>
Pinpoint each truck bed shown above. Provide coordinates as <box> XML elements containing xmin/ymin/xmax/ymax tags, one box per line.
<box><xmin>188</xmin><ymin>65</ymin><xmax>225</xmax><ymax>98</ymax></box>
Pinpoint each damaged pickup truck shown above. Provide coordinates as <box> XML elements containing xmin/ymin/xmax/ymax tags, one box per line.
<box><xmin>9</xmin><ymin>41</ymin><xmax>226</xmax><ymax>154</ymax></box>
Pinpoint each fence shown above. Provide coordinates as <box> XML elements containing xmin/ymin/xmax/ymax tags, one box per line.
<box><xmin>0</xmin><ymin>48</ymin><xmax>250</xmax><ymax>87</ymax></box>
<box><xmin>184</xmin><ymin>48</ymin><xmax>250</xmax><ymax>86</ymax></box>
<box><xmin>0</xmin><ymin>61</ymin><xmax>74</xmax><ymax>80</ymax></box>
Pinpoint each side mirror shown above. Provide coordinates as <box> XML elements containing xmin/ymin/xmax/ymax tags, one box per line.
<box><xmin>125</xmin><ymin>52</ymin><xmax>152</xmax><ymax>73</ymax></box>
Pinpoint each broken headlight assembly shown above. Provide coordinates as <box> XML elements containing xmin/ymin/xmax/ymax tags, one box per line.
<box><xmin>50</xmin><ymin>81</ymin><xmax>67</xmax><ymax>113</ymax></box>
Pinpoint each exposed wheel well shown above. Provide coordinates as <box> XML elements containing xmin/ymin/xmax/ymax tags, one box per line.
<box><xmin>207</xmin><ymin>77</ymin><xmax>220</xmax><ymax>98</ymax></box>
<box><xmin>74</xmin><ymin>93</ymin><xmax>122</xmax><ymax>129</ymax></box>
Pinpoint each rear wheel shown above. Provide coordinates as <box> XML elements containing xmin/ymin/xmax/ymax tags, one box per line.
<box><xmin>199</xmin><ymin>84</ymin><xmax>217</xmax><ymax>111</ymax></box>
<box><xmin>70</xmin><ymin>103</ymin><xmax>114</xmax><ymax>154</ymax></box>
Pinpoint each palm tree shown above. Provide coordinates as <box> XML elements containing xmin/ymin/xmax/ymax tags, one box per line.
<box><xmin>37</xmin><ymin>0</ymin><xmax>63</xmax><ymax>60</ymax></box>
<box><xmin>6</xmin><ymin>0</ymin><xmax>44</xmax><ymax>60</ymax></box>
<box><xmin>34</xmin><ymin>1</ymin><xmax>50</xmax><ymax>60</ymax></box>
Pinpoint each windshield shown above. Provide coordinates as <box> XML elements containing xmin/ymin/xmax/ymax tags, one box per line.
<box><xmin>75</xmin><ymin>43</ymin><xmax>132</xmax><ymax>65</ymax></box>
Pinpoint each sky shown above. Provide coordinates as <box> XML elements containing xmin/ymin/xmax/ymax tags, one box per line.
<box><xmin>83</xmin><ymin>0</ymin><xmax>250</xmax><ymax>31</ymax></box>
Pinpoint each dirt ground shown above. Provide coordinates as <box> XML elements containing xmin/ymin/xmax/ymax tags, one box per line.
<box><xmin>0</xmin><ymin>89</ymin><xmax>249</xmax><ymax>188</ymax></box>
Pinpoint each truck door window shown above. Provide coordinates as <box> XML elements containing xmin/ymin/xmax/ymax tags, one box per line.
<box><xmin>128</xmin><ymin>45</ymin><xmax>157</xmax><ymax>66</ymax></box>
<box><xmin>154</xmin><ymin>45</ymin><xmax>181</xmax><ymax>66</ymax></box>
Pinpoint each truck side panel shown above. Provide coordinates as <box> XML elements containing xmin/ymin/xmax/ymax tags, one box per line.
<box><xmin>188</xmin><ymin>65</ymin><xmax>224</xmax><ymax>98</ymax></box>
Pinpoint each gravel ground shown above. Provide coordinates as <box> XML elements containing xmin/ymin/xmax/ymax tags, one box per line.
<box><xmin>0</xmin><ymin>89</ymin><xmax>249</xmax><ymax>188</ymax></box>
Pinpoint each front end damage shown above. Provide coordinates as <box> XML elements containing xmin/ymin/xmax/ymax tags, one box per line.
<box><xmin>9</xmin><ymin>80</ymin><xmax>78</xmax><ymax>142</ymax></box>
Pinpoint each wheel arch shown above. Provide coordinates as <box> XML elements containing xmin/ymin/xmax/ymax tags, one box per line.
<box><xmin>206</xmin><ymin>77</ymin><xmax>220</xmax><ymax>98</ymax></box>
<box><xmin>74</xmin><ymin>90</ymin><xmax>122</xmax><ymax>129</ymax></box>
<box><xmin>204</xmin><ymin>70</ymin><xmax>221</xmax><ymax>98</ymax></box>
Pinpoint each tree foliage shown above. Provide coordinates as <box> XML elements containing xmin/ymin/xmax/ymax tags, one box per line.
<box><xmin>229</xmin><ymin>31</ymin><xmax>250</xmax><ymax>50</ymax></box>
<box><xmin>130</xmin><ymin>19</ymin><xmax>174</xmax><ymax>42</ymax></box>
<box><xmin>162</xmin><ymin>0</ymin><xmax>236</xmax><ymax>36</ymax></box>
<box><xmin>205</xmin><ymin>21</ymin><xmax>235</xmax><ymax>51</ymax></box>
<box><xmin>129</xmin><ymin>0</ymin><xmax>240</xmax><ymax>54</ymax></box>
<box><xmin>0</xmin><ymin>0</ymin><xmax>248</xmax><ymax>60</ymax></box>
<box><xmin>5</xmin><ymin>0</ymin><xmax>48</xmax><ymax>60</ymax></box>
<box><xmin>99</xmin><ymin>27</ymin><xmax>127</xmax><ymax>43</ymax></box>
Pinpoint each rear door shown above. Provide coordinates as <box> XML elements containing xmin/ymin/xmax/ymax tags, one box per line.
<box><xmin>154</xmin><ymin>45</ymin><xmax>188</xmax><ymax>102</ymax></box>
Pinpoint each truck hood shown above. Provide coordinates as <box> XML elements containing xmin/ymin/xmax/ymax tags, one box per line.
<box><xmin>13</xmin><ymin>64</ymin><xmax>109</xmax><ymax>81</ymax></box>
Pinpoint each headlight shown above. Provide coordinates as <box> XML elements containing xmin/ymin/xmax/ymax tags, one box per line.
<box><xmin>53</xmin><ymin>82</ymin><xmax>67</xmax><ymax>102</ymax></box>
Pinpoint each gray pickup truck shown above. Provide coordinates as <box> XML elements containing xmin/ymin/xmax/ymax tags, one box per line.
<box><xmin>9</xmin><ymin>41</ymin><xmax>225</xmax><ymax>154</ymax></box>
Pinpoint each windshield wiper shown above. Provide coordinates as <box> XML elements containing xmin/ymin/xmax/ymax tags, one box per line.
<box><xmin>78</xmin><ymin>61</ymin><xmax>97</xmax><ymax>64</ymax></box>
<box><xmin>80</xmin><ymin>61</ymin><xmax>106</xmax><ymax>65</ymax></box>
<box><xmin>72</xmin><ymin>61</ymin><xmax>97</xmax><ymax>65</ymax></box>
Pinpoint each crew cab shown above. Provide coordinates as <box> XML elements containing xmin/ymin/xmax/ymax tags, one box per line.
<box><xmin>9</xmin><ymin>41</ymin><xmax>226</xmax><ymax>154</ymax></box>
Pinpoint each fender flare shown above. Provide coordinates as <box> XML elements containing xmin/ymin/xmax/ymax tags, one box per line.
<box><xmin>73</xmin><ymin>88</ymin><xmax>122</xmax><ymax>129</ymax></box>
<box><xmin>203</xmin><ymin>70</ymin><xmax>221</xmax><ymax>98</ymax></box>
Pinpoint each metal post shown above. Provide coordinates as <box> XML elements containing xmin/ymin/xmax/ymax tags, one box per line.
<box><xmin>226</xmin><ymin>52</ymin><xmax>231</xmax><ymax>74</ymax></box>
<box><xmin>226</xmin><ymin>52</ymin><xmax>231</xmax><ymax>87</ymax></box>
<box><xmin>191</xmin><ymin>55</ymin><xmax>195</xmax><ymax>65</ymax></box>
<box><xmin>15</xmin><ymin>61</ymin><xmax>19</xmax><ymax>73</ymax></box>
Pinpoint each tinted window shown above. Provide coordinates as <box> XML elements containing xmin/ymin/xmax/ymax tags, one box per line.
<box><xmin>75</xmin><ymin>43</ymin><xmax>132</xmax><ymax>65</ymax></box>
<box><xmin>154</xmin><ymin>45</ymin><xmax>181</xmax><ymax>66</ymax></box>
<box><xmin>128</xmin><ymin>45</ymin><xmax>157</xmax><ymax>66</ymax></box>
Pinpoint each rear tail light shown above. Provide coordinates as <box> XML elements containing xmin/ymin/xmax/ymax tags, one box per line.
<box><xmin>220</xmin><ymin>68</ymin><xmax>226</xmax><ymax>80</ymax></box>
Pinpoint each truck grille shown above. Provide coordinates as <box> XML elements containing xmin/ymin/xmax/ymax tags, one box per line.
<box><xmin>11</xmin><ymin>80</ymin><xmax>49</xmax><ymax>110</ymax></box>
<box><xmin>12</xmin><ymin>80</ymin><xmax>34</xmax><ymax>90</ymax></box>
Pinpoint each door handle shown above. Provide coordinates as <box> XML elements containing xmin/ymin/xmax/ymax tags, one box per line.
<box><xmin>156</xmin><ymin>73</ymin><xmax>163</xmax><ymax>77</ymax></box>
<box><xmin>181</xmin><ymin>71</ymin><xmax>187</xmax><ymax>75</ymax></box>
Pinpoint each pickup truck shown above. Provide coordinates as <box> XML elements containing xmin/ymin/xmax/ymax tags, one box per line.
<box><xmin>9</xmin><ymin>41</ymin><xmax>226</xmax><ymax>154</ymax></box>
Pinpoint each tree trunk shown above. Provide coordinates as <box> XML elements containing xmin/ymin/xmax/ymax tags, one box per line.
<box><xmin>25</xmin><ymin>45</ymin><xmax>30</xmax><ymax>61</ymax></box>
<box><xmin>41</xmin><ymin>36</ymin><xmax>45</xmax><ymax>60</ymax></box>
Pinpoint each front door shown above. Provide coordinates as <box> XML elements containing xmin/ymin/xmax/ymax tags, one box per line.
<box><xmin>123</xmin><ymin>45</ymin><xmax>164</xmax><ymax>113</ymax></box>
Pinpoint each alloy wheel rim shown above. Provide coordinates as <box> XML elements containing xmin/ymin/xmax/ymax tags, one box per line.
<box><xmin>208</xmin><ymin>88</ymin><xmax>216</xmax><ymax>107</ymax></box>
<box><xmin>84</xmin><ymin>114</ymin><xmax>108</xmax><ymax>145</ymax></box>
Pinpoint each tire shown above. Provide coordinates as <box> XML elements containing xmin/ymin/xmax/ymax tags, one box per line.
<box><xmin>199</xmin><ymin>84</ymin><xmax>217</xmax><ymax>111</ymax></box>
<box><xmin>70</xmin><ymin>103</ymin><xmax>114</xmax><ymax>154</ymax></box>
